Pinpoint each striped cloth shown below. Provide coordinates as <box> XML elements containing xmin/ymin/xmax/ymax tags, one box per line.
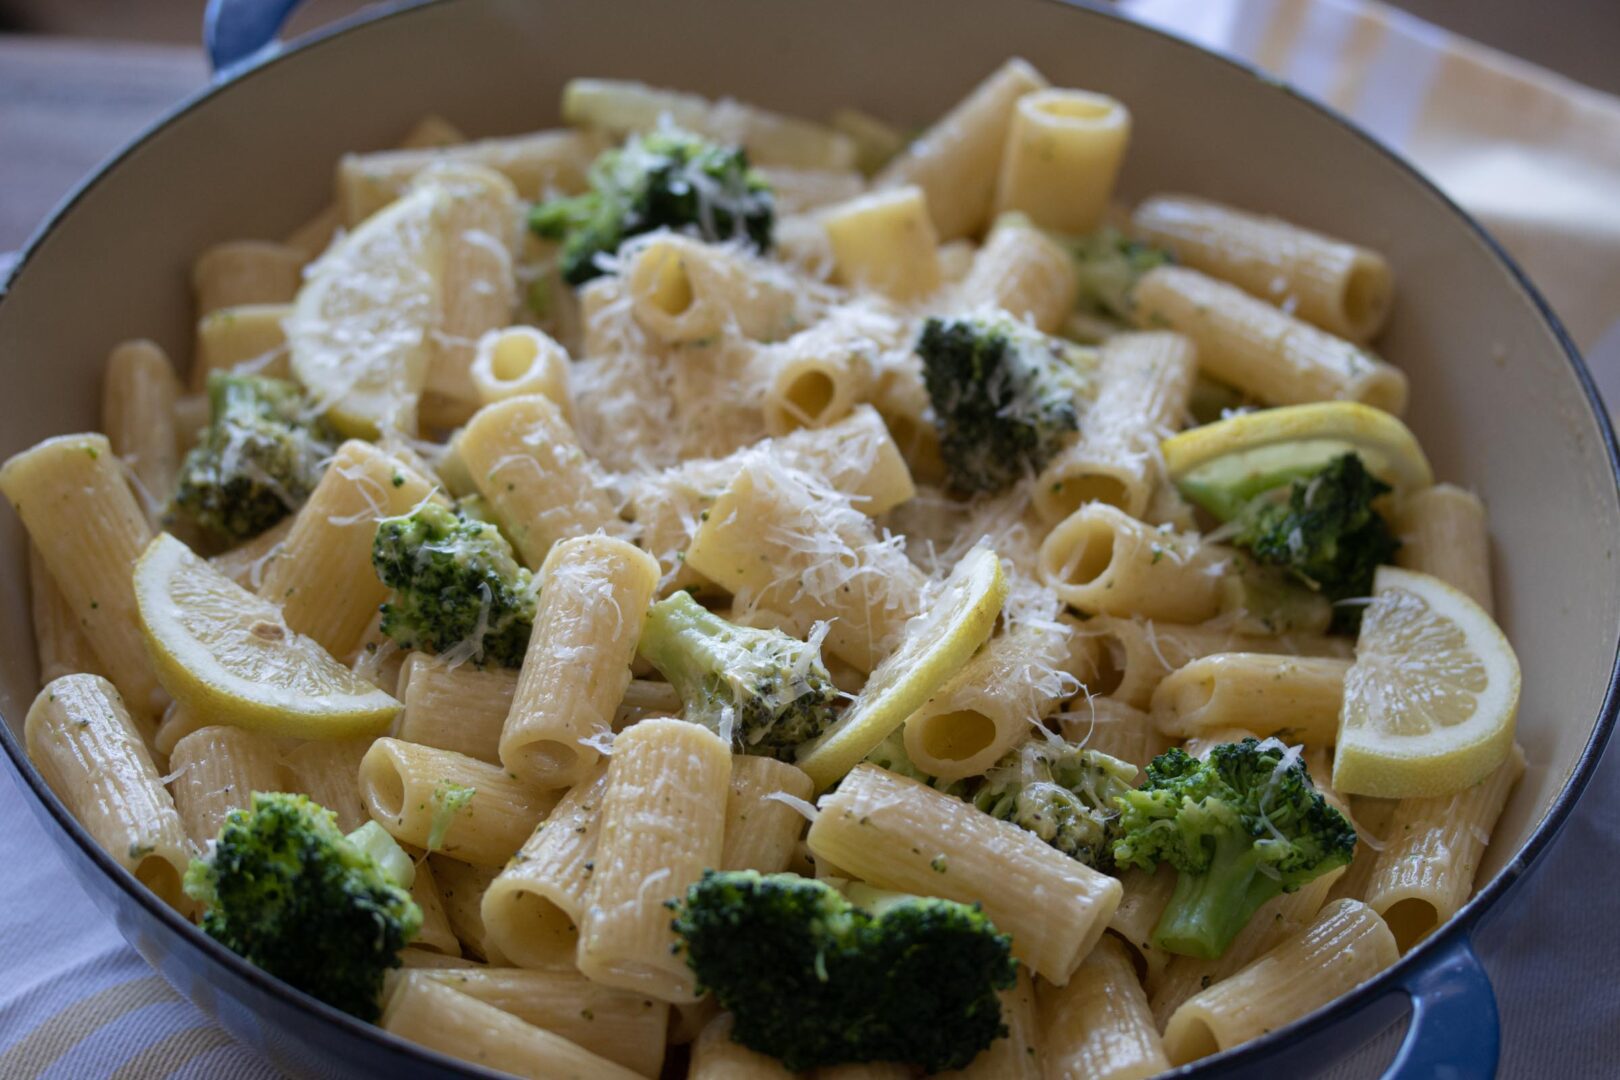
<box><xmin>1122</xmin><ymin>0</ymin><xmax>1620</xmax><ymax>399</ymax></box>
<box><xmin>4</xmin><ymin>2</ymin><xmax>1620</xmax><ymax>1076</ymax></box>
<box><xmin>0</xmin><ymin>769</ymin><xmax>278</xmax><ymax>1079</ymax></box>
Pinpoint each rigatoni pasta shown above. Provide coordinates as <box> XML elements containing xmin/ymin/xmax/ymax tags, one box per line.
<box><xmin>2</xmin><ymin>434</ymin><xmax>162</xmax><ymax>718</ymax></box>
<box><xmin>807</xmin><ymin>764</ymin><xmax>1121</xmax><ymax>984</ymax></box>
<box><xmin>11</xmin><ymin>57</ymin><xmax>1530</xmax><ymax>1079</ymax></box>
<box><xmin>500</xmin><ymin>535</ymin><xmax>660</xmax><ymax>788</ymax></box>
<box><xmin>359</xmin><ymin>738</ymin><xmax>560</xmax><ymax>866</ymax></box>
<box><xmin>1131</xmin><ymin>265</ymin><xmax>1408</xmax><ymax>413</ymax></box>
<box><xmin>576</xmin><ymin>718</ymin><xmax>730</xmax><ymax>1002</ymax></box>
<box><xmin>1131</xmin><ymin>194</ymin><xmax>1393</xmax><ymax>343</ymax></box>
<box><xmin>1160</xmin><ymin>899</ymin><xmax>1398</xmax><ymax>1066</ymax></box>
<box><xmin>25</xmin><ymin>675</ymin><xmax>191</xmax><ymax>908</ymax></box>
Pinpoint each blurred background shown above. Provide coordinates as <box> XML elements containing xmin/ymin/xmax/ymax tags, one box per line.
<box><xmin>1</xmin><ymin>0</ymin><xmax>1617</xmax><ymax>96</ymax></box>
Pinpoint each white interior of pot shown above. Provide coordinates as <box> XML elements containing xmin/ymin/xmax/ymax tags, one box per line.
<box><xmin>0</xmin><ymin>0</ymin><xmax>1613</xmax><ymax>904</ymax></box>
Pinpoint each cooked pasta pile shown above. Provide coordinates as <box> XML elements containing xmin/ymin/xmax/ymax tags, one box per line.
<box><xmin>4</xmin><ymin>58</ymin><xmax>1526</xmax><ymax>1078</ymax></box>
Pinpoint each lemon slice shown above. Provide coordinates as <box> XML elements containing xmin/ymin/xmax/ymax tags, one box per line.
<box><xmin>1332</xmin><ymin>566</ymin><xmax>1519</xmax><ymax>798</ymax></box>
<box><xmin>795</xmin><ymin>546</ymin><xmax>1006</xmax><ymax>791</ymax></box>
<box><xmin>1162</xmin><ymin>402</ymin><xmax>1433</xmax><ymax>519</ymax></box>
<box><xmin>135</xmin><ymin>534</ymin><xmax>400</xmax><ymax>738</ymax></box>
<box><xmin>289</xmin><ymin>185</ymin><xmax>448</xmax><ymax>437</ymax></box>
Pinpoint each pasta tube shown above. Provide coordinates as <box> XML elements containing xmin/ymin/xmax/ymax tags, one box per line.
<box><xmin>458</xmin><ymin>394</ymin><xmax>620</xmax><ymax>569</ymax></box>
<box><xmin>403</xmin><ymin>968</ymin><xmax>669</xmax><ymax>1077</ymax></box>
<box><xmin>577</xmin><ymin>719</ymin><xmax>731</xmax><ymax>1002</ymax></box>
<box><xmin>380</xmin><ymin>974</ymin><xmax>644</xmax><ymax>1080</ymax></box>
<box><xmin>500</xmin><ymin>536</ymin><xmax>660</xmax><ymax>789</ymax></box>
<box><xmin>903</xmin><ymin>622</ymin><xmax>1074</xmax><ymax>780</ymax></box>
<box><xmin>254</xmin><ymin>439</ymin><xmax>440</xmax><ymax>659</ymax></box>
<box><xmin>1038</xmin><ymin>503</ymin><xmax>1227</xmax><ymax>622</ymax></box>
<box><xmin>101</xmin><ymin>340</ymin><xmax>181</xmax><ymax>517</ymax></box>
<box><xmin>1038</xmin><ymin>935</ymin><xmax>1169</xmax><ymax>1080</ymax></box>
<box><xmin>875</xmin><ymin>58</ymin><xmax>1048</xmax><ymax>239</ymax></box>
<box><xmin>359</xmin><ymin>738</ymin><xmax>559</xmax><ymax>867</ymax></box>
<box><xmin>957</xmin><ymin>219</ymin><xmax>1078</xmax><ymax>334</ymax></box>
<box><xmin>1149</xmin><ymin>653</ymin><xmax>1351</xmax><ymax>743</ymax></box>
<box><xmin>721</xmin><ymin>756</ymin><xmax>815</xmax><ymax>873</ymax></box>
<box><xmin>1363</xmin><ymin>746</ymin><xmax>1524</xmax><ymax>951</ymax></box>
<box><xmin>807</xmin><ymin>765</ymin><xmax>1120</xmax><ymax>983</ymax></box>
<box><xmin>191</xmin><ymin>240</ymin><xmax>305</xmax><ymax>316</ymax></box>
<box><xmin>1</xmin><ymin>434</ymin><xmax>162</xmax><ymax>718</ymax></box>
<box><xmin>821</xmin><ymin>186</ymin><xmax>943</xmax><ymax>303</ymax></box>
<box><xmin>471</xmin><ymin>326</ymin><xmax>573</xmax><ymax>414</ymax></box>
<box><xmin>25</xmin><ymin>675</ymin><xmax>190</xmax><ymax>908</ymax></box>
<box><xmin>1161</xmin><ymin>899</ymin><xmax>1397</xmax><ymax>1065</ymax></box>
<box><xmin>1131</xmin><ymin>194</ymin><xmax>1393</xmax><ymax>342</ymax></box>
<box><xmin>396</xmin><ymin>654</ymin><xmax>519</xmax><ymax>764</ymax></box>
<box><xmin>1131</xmin><ymin>266</ymin><xmax>1407</xmax><ymax>414</ymax></box>
<box><xmin>29</xmin><ymin>543</ymin><xmax>104</xmax><ymax>686</ymax></box>
<box><xmin>993</xmin><ymin>88</ymin><xmax>1130</xmax><ymax>235</ymax></box>
<box><xmin>482</xmin><ymin>763</ymin><xmax>610</xmax><ymax>969</ymax></box>
<box><xmin>281</xmin><ymin>736</ymin><xmax>372</xmax><ymax>834</ymax></box>
<box><xmin>192</xmin><ymin>304</ymin><xmax>291</xmax><ymax>390</ymax></box>
<box><xmin>1395</xmin><ymin>483</ymin><xmax>1493</xmax><ymax>613</ymax></box>
<box><xmin>1034</xmin><ymin>331</ymin><xmax>1197</xmax><ymax>523</ymax></box>
<box><xmin>167</xmin><ymin>725</ymin><xmax>288</xmax><ymax>846</ymax></box>
<box><xmin>684</xmin><ymin>457</ymin><xmax>925</xmax><ymax>672</ymax></box>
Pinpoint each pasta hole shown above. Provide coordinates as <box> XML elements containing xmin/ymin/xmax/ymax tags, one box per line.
<box><xmin>1060</xmin><ymin>523</ymin><xmax>1116</xmax><ymax>587</ymax></box>
<box><xmin>1168</xmin><ymin>1017</ymin><xmax>1220</xmax><ymax>1066</ymax></box>
<box><xmin>491</xmin><ymin>333</ymin><xmax>540</xmax><ymax>382</ymax></box>
<box><xmin>488</xmin><ymin>886</ymin><xmax>579</xmax><ymax>967</ymax></box>
<box><xmin>1171</xmin><ymin>675</ymin><xmax>1217</xmax><ymax>719</ymax></box>
<box><xmin>1356</xmin><ymin>367</ymin><xmax>1406</xmax><ymax>415</ymax></box>
<box><xmin>513</xmin><ymin>740</ymin><xmax>579</xmax><ymax>786</ymax></box>
<box><xmin>639</xmin><ymin>248</ymin><xmax>696</xmax><ymax>317</ymax></box>
<box><xmin>366</xmin><ymin>755</ymin><xmax>406</xmax><ymax>820</ymax></box>
<box><xmin>1085</xmin><ymin>633</ymin><xmax>1127</xmax><ymax>697</ymax></box>
<box><xmin>135</xmin><ymin>856</ymin><xmax>183</xmax><ymax>909</ymax></box>
<box><xmin>1030</xmin><ymin>90</ymin><xmax>1124</xmax><ymax>130</ymax></box>
<box><xmin>1343</xmin><ymin>259</ymin><xmax>1389</xmax><ymax>338</ymax></box>
<box><xmin>1382</xmin><ymin>898</ymin><xmax>1440</xmax><ymax>952</ymax></box>
<box><xmin>785</xmin><ymin>370</ymin><xmax>837</xmax><ymax>426</ymax></box>
<box><xmin>1048</xmin><ymin>473</ymin><xmax>1130</xmax><ymax>520</ymax></box>
<box><xmin>917</xmin><ymin>710</ymin><xmax>997</xmax><ymax>763</ymax></box>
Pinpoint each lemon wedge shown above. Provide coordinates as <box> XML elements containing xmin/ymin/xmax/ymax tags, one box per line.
<box><xmin>1332</xmin><ymin>566</ymin><xmax>1519</xmax><ymax>798</ymax></box>
<box><xmin>1162</xmin><ymin>402</ymin><xmax>1433</xmax><ymax>519</ymax></box>
<box><xmin>134</xmin><ymin>534</ymin><xmax>400</xmax><ymax>738</ymax></box>
<box><xmin>288</xmin><ymin>184</ymin><xmax>449</xmax><ymax>437</ymax></box>
<box><xmin>795</xmin><ymin>546</ymin><xmax>1006</xmax><ymax>791</ymax></box>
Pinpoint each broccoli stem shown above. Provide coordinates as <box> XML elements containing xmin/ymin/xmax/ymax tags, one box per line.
<box><xmin>1153</xmin><ymin>830</ymin><xmax>1287</xmax><ymax>960</ymax></box>
<box><xmin>635</xmin><ymin>591</ymin><xmax>726</xmax><ymax>703</ymax></box>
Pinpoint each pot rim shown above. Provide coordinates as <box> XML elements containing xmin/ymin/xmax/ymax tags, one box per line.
<box><xmin>1</xmin><ymin>0</ymin><xmax>1615</xmax><ymax>1075</ymax></box>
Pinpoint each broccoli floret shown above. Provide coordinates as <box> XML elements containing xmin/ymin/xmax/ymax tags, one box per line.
<box><xmin>863</xmin><ymin>728</ymin><xmax>946</xmax><ymax>788</ymax></box>
<box><xmin>530</xmin><ymin>129</ymin><xmax>775</xmax><ymax>284</ymax></box>
<box><xmin>183</xmin><ymin>793</ymin><xmax>422</xmax><ymax>1020</ymax></box>
<box><xmin>972</xmin><ymin>740</ymin><xmax>1136</xmax><ymax>871</ymax></box>
<box><xmin>1112</xmin><ymin>738</ymin><xmax>1356</xmax><ymax>960</ymax></box>
<box><xmin>371</xmin><ymin>501</ymin><xmax>537</xmax><ymax>667</ymax></box>
<box><xmin>916</xmin><ymin>313</ymin><xmax>1088</xmax><ymax>494</ymax></box>
<box><xmin>173</xmin><ymin>373</ymin><xmax>334</xmax><ymax>542</ymax></box>
<box><xmin>637</xmin><ymin>592</ymin><xmax>838</xmax><ymax>759</ymax></box>
<box><xmin>1228</xmin><ymin>453</ymin><xmax>1399</xmax><ymax>631</ymax></box>
<box><xmin>672</xmin><ymin>870</ymin><xmax>1016</xmax><ymax>1073</ymax></box>
<box><xmin>1068</xmin><ymin>227</ymin><xmax>1172</xmax><ymax>323</ymax></box>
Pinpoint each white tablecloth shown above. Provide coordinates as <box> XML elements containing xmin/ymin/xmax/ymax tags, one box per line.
<box><xmin>3</xmin><ymin>0</ymin><xmax>1620</xmax><ymax>1075</ymax></box>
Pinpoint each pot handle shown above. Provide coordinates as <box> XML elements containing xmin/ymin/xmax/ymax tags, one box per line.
<box><xmin>204</xmin><ymin>0</ymin><xmax>305</xmax><ymax>75</ymax></box>
<box><xmin>1380</xmin><ymin>933</ymin><xmax>1499</xmax><ymax>1079</ymax></box>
